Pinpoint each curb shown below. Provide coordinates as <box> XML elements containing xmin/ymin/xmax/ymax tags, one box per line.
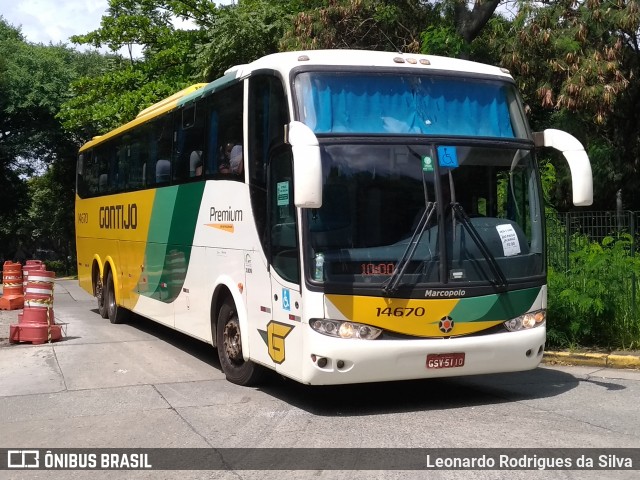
<box><xmin>543</xmin><ymin>351</ymin><xmax>640</xmax><ymax>369</ymax></box>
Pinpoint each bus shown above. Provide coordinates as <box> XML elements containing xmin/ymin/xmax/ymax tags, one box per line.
<box><xmin>75</xmin><ymin>50</ymin><xmax>593</xmax><ymax>386</ymax></box>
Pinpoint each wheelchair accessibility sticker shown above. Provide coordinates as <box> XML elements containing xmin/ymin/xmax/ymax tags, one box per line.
<box><xmin>282</xmin><ymin>288</ymin><xmax>291</xmax><ymax>311</ymax></box>
<box><xmin>437</xmin><ymin>146</ymin><xmax>459</xmax><ymax>168</ymax></box>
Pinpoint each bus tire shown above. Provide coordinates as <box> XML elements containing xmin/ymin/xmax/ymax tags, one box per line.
<box><xmin>97</xmin><ymin>277</ymin><xmax>108</xmax><ymax>319</ymax></box>
<box><xmin>106</xmin><ymin>270</ymin><xmax>129</xmax><ymax>324</ymax></box>
<box><xmin>216</xmin><ymin>298</ymin><xmax>264</xmax><ymax>386</ymax></box>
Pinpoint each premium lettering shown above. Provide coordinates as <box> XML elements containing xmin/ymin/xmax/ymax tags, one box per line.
<box><xmin>209</xmin><ymin>206</ymin><xmax>242</xmax><ymax>222</ymax></box>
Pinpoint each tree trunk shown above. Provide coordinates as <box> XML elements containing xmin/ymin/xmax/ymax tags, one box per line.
<box><xmin>453</xmin><ymin>0</ymin><xmax>501</xmax><ymax>58</ymax></box>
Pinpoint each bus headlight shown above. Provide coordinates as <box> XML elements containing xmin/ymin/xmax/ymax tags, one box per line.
<box><xmin>504</xmin><ymin>309</ymin><xmax>546</xmax><ymax>332</ymax></box>
<box><xmin>310</xmin><ymin>319</ymin><xmax>382</xmax><ymax>340</ymax></box>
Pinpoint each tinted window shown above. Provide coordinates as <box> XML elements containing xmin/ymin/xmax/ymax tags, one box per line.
<box><xmin>207</xmin><ymin>83</ymin><xmax>244</xmax><ymax>179</ymax></box>
<box><xmin>249</xmin><ymin>75</ymin><xmax>289</xmax><ymax>252</ymax></box>
<box><xmin>173</xmin><ymin>103</ymin><xmax>205</xmax><ymax>182</ymax></box>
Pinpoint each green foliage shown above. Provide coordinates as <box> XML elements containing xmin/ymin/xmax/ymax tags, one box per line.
<box><xmin>71</xmin><ymin>0</ymin><xmax>175</xmax><ymax>54</ymax></box>
<box><xmin>547</xmin><ymin>235</ymin><xmax>640</xmax><ymax>350</ymax></box>
<box><xmin>498</xmin><ymin>0</ymin><xmax>640</xmax><ymax>210</ymax></box>
<box><xmin>0</xmin><ymin>18</ymin><xmax>105</xmax><ymax>263</ymax></box>
<box><xmin>0</xmin><ymin>168</ymin><xmax>29</xmax><ymax>262</ymax></box>
<box><xmin>1</xmin><ymin>22</ymin><xmax>96</xmax><ymax>166</ymax></box>
<box><xmin>538</xmin><ymin>160</ymin><xmax>557</xmax><ymax>206</ymax></box>
<box><xmin>66</xmin><ymin>0</ymin><xmax>212</xmax><ymax>136</ymax></box>
<box><xmin>58</xmin><ymin>64</ymin><xmax>186</xmax><ymax>136</ymax></box>
<box><xmin>281</xmin><ymin>0</ymin><xmax>435</xmax><ymax>53</ymax></box>
<box><xmin>43</xmin><ymin>260</ymin><xmax>71</xmax><ymax>277</ymax></box>
<box><xmin>421</xmin><ymin>25</ymin><xmax>467</xmax><ymax>57</ymax></box>
<box><xmin>198</xmin><ymin>0</ymin><xmax>293</xmax><ymax>80</ymax></box>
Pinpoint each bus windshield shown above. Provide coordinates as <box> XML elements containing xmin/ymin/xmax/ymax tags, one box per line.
<box><xmin>294</xmin><ymin>72</ymin><xmax>529</xmax><ymax>138</ymax></box>
<box><xmin>305</xmin><ymin>142</ymin><xmax>544</xmax><ymax>292</ymax></box>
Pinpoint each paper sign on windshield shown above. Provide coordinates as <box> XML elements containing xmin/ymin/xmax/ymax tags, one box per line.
<box><xmin>496</xmin><ymin>224</ymin><xmax>521</xmax><ymax>257</ymax></box>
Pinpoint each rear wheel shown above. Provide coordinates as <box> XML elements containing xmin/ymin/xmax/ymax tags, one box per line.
<box><xmin>96</xmin><ymin>277</ymin><xmax>108</xmax><ymax>319</ymax></box>
<box><xmin>106</xmin><ymin>270</ymin><xmax>129</xmax><ymax>324</ymax></box>
<box><xmin>216</xmin><ymin>299</ymin><xmax>264</xmax><ymax>386</ymax></box>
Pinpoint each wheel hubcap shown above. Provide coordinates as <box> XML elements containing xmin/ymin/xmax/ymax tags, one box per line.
<box><xmin>96</xmin><ymin>281</ymin><xmax>103</xmax><ymax>303</ymax></box>
<box><xmin>223</xmin><ymin>319</ymin><xmax>243</xmax><ymax>363</ymax></box>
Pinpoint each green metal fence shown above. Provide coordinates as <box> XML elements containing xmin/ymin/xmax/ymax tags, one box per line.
<box><xmin>546</xmin><ymin>210</ymin><xmax>639</xmax><ymax>318</ymax></box>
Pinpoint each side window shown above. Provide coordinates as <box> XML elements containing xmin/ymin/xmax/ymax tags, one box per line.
<box><xmin>147</xmin><ymin>115</ymin><xmax>173</xmax><ymax>186</ymax></box>
<box><xmin>115</xmin><ymin>138</ymin><xmax>129</xmax><ymax>192</ymax></box>
<box><xmin>208</xmin><ymin>83</ymin><xmax>244</xmax><ymax>178</ymax></box>
<box><xmin>270</xmin><ymin>148</ymin><xmax>299</xmax><ymax>283</ymax></box>
<box><xmin>125</xmin><ymin>130</ymin><xmax>146</xmax><ymax>190</ymax></box>
<box><xmin>173</xmin><ymin>102</ymin><xmax>205</xmax><ymax>182</ymax></box>
<box><xmin>85</xmin><ymin>149</ymin><xmax>103</xmax><ymax>197</ymax></box>
<box><xmin>249</xmin><ymin>74</ymin><xmax>289</xmax><ymax>252</ymax></box>
<box><xmin>108</xmin><ymin>139</ymin><xmax>122</xmax><ymax>193</ymax></box>
<box><xmin>249</xmin><ymin>75</ymin><xmax>288</xmax><ymax>188</ymax></box>
<box><xmin>77</xmin><ymin>151</ymin><xmax>93</xmax><ymax>198</ymax></box>
<box><xmin>95</xmin><ymin>144</ymin><xmax>113</xmax><ymax>194</ymax></box>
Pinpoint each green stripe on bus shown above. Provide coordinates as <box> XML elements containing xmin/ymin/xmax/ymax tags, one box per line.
<box><xmin>177</xmin><ymin>72</ymin><xmax>238</xmax><ymax>107</ymax></box>
<box><xmin>167</xmin><ymin>182</ymin><xmax>206</xmax><ymax>247</ymax></box>
<box><xmin>142</xmin><ymin>183</ymin><xmax>206</xmax><ymax>303</ymax></box>
<box><xmin>450</xmin><ymin>287</ymin><xmax>541</xmax><ymax>322</ymax></box>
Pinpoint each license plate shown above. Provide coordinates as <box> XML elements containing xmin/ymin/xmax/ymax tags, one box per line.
<box><xmin>426</xmin><ymin>352</ymin><xmax>465</xmax><ymax>369</ymax></box>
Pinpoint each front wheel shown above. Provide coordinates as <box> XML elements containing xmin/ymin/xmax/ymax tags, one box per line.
<box><xmin>216</xmin><ymin>299</ymin><xmax>265</xmax><ymax>386</ymax></box>
<box><xmin>106</xmin><ymin>270</ymin><xmax>129</xmax><ymax>324</ymax></box>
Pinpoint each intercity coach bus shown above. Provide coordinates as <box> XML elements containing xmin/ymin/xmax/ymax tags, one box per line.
<box><xmin>75</xmin><ymin>50</ymin><xmax>592</xmax><ymax>386</ymax></box>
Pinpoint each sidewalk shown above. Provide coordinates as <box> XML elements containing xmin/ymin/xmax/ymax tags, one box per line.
<box><xmin>543</xmin><ymin>350</ymin><xmax>640</xmax><ymax>369</ymax></box>
<box><xmin>0</xmin><ymin>279</ymin><xmax>88</xmax><ymax>347</ymax></box>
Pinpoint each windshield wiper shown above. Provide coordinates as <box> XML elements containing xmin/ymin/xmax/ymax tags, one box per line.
<box><xmin>382</xmin><ymin>201</ymin><xmax>437</xmax><ymax>295</ymax></box>
<box><xmin>450</xmin><ymin>203</ymin><xmax>508</xmax><ymax>291</ymax></box>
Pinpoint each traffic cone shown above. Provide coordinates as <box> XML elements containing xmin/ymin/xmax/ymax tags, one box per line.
<box><xmin>0</xmin><ymin>261</ymin><xmax>24</xmax><ymax>310</ymax></box>
<box><xmin>9</xmin><ymin>269</ymin><xmax>62</xmax><ymax>344</ymax></box>
<box><xmin>22</xmin><ymin>259</ymin><xmax>44</xmax><ymax>290</ymax></box>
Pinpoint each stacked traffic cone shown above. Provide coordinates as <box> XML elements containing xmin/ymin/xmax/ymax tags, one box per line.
<box><xmin>0</xmin><ymin>261</ymin><xmax>24</xmax><ymax>310</ymax></box>
<box><xmin>22</xmin><ymin>259</ymin><xmax>44</xmax><ymax>289</ymax></box>
<box><xmin>9</xmin><ymin>268</ymin><xmax>62</xmax><ymax>344</ymax></box>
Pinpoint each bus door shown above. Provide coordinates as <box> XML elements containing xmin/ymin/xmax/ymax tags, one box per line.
<box><xmin>266</xmin><ymin>148</ymin><xmax>304</xmax><ymax>378</ymax></box>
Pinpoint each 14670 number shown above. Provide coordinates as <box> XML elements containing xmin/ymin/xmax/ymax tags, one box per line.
<box><xmin>375</xmin><ymin>307</ymin><xmax>425</xmax><ymax>317</ymax></box>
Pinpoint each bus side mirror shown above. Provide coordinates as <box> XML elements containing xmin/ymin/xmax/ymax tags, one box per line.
<box><xmin>534</xmin><ymin>129</ymin><xmax>593</xmax><ymax>206</ymax></box>
<box><xmin>287</xmin><ymin>121</ymin><xmax>323</xmax><ymax>208</ymax></box>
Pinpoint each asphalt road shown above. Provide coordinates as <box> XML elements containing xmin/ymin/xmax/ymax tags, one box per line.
<box><xmin>1</xmin><ymin>279</ymin><xmax>639</xmax><ymax>480</ymax></box>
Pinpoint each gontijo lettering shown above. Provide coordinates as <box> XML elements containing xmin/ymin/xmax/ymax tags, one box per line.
<box><xmin>99</xmin><ymin>204</ymin><xmax>137</xmax><ymax>229</ymax></box>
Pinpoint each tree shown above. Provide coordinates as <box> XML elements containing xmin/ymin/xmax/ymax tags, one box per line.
<box><xmin>0</xmin><ymin>17</ymin><xmax>108</xmax><ymax>263</ymax></box>
<box><xmin>499</xmin><ymin>0</ymin><xmax>640</xmax><ymax>210</ymax></box>
<box><xmin>65</xmin><ymin>0</ymin><xmax>212</xmax><ymax>136</ymax></box>
<box><xmin>452</xmin><ymin>0</ymin><xmax>501</xmax><ymax>45</ymax></box>
<box><xmin>281</xmin><ymin>0</ymin><xmax>436</xmax><ymax>52</ymax></box>
<box><xmin>65</xmin><ymin>0</ymin><xmax>507</xmax><ymax>136</ymax></box>
<box><xmin>282</xmin><ymin>0</ymin><xmax>503</xmax><ymax>57</ymax></box>
<box><xmin>419</xmin><ymin>0</ymin><xmax>513</xmax><ymax>60</ymax></box>
<box><xmin>65</xmin><ymin>1</ymin><xmax>310</xmax><ymax>130</ymax></box>
<box><xmin>58</xmin><ymin>62</ymin><xmax>186</xmax><ymax>137</ymax></box>
<box><xmin>23</xmin><ymin>163</ymin><xmax>76</xmax><ymax>272</ymax></box>
<box><xmin>196</xmin><ymin>0</ymin><xmax>295</xmax><ymax>80</ymax></box>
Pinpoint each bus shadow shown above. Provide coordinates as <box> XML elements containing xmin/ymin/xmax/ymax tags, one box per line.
<box><xmin>258</xmin><ymin>367</ymin><xmax>586</xmax><ymax>417</ymax></box>
<box><xmin>124</xmin><ymin>313</ymin><xmax>222</xmax><ymax>369</ymax></box>
<box><xmin>113</xmin><ymin>313</ymin><xmax>603</xmax><ymax>417</ymax></box>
